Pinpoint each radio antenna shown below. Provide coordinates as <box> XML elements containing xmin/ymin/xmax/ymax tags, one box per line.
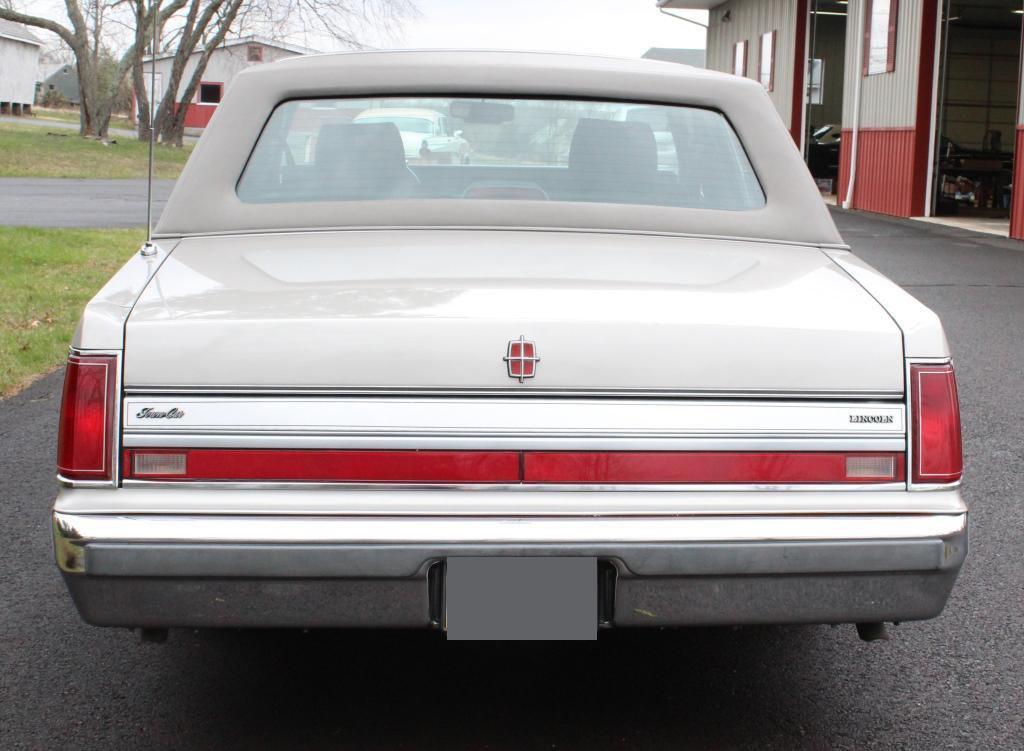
<box><xmin>142</xmin><ymin>0</ymin><xmax>159</xmax><ymax>255</ymax></box>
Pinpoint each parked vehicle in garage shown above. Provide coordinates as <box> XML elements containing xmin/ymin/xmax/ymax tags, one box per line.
<box><xmin>807</xmin><ymin>124</ymin><xmax>841</xmax><ymax>187</ymax></box>
<box><xmin>52</xmin><ymin>50</ymin><xmax>965</xmax><ymax>641</ymax></box>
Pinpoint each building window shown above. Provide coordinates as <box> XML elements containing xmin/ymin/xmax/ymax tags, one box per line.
<box><xmin>733</xmin><ymin>40</ymin><xmax>748</xmax><ymax>77</ymax></box>
<box><xmin>247</xmin><ymin>45</ymin><xmax>263</xmax><ymax>63</ymax></box>
<box><xmin>198</xmin><ymin>82</ymin><xmax>223</xmax><ymax>105</ymax></box>
<box><xmin>864</xmin><ymin>0</ymin><xmax>898</xmax><ymax>75</ymax></box>
<box><xmin>758</xmin><ymin>31</ymin><xmax>776</xmax><ymax>91</ymax></box>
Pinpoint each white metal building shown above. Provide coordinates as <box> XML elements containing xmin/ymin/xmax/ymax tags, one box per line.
<box><xmin>661</xmin><ymin>0</ymin><xmax>1024</xmax><ymax>241</ymax></box>
<box><xmin>0</xmin><ymin>19</ymin><xmax>42</xmax><ymax>115</ymax></box>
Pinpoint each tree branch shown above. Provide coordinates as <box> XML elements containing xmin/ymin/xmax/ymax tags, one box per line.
<box><xmin>0</xmin><ymin>8</ymin><xmax>75</xmax><ymax>46</ymax></box>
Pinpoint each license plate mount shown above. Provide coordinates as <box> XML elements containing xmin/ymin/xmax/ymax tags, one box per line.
<box><xmin>445</xmin><ymin>556</ymin><xmax>597</xmax><ymax>641</ymax></box>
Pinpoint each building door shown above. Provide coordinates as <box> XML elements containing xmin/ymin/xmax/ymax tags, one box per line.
<box><xmin>805</xmin><ymin>0</ymin><xmax>848</xmax><ymax>196</ymax></box>
<box><xmin>932</xmin><ymin>0</ymin><xmax>1020</xmax><ymax>234</ymax></box>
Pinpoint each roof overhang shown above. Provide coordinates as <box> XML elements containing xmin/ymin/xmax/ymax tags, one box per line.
<box><xmin>657</xmin><ymin>1</ymin><xmax>728</xmax><ymax>8</ymax></box>
<box><xmin>143</xmin><ymin>35</ymin><xmax>317</xmax><ymax>63</ymax></box>
<box><xmin>0</xmin><ymin>32</ymin><xmax>43</xmax><ymax>47</ymax></box>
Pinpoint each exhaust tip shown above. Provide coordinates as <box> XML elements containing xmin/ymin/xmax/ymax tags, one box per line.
<box><xmin>855</xmin><ymin>622</ymin><xmax>890</xmax><ymax>642</ymax></box>
<box><xmin>138</xmin><ymin>627</ymin><xmax>169</xmax><ymax>644</ymax></box>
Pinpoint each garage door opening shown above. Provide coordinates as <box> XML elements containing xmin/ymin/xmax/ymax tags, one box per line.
<box><xmin>931</xmin><ymin>0</ymin><xmax>1022</xmax><ymax>235</ymax></box>
<box><xmin>806</xmin><ymin>0</ymin><xmax>848</xmax><ymax>199</ymax></box>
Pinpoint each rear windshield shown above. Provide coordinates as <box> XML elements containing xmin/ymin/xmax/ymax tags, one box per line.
<box><xmin>237</xmin><ymin>97</ymin><xmax>765</xmax><ymax>210</ymax></box>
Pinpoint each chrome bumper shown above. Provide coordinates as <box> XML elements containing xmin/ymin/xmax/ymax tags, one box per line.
<box><xmin>53</xmin><ymin>509</ymin><xmax>968</xmax><ymax>630</ymax></box>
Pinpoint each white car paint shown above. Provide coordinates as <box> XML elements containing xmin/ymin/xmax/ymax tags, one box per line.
<box><xmin>56</xmin><ymin>51</ymin><xmax>966</xmax><ymax>634</ymax></box>
<box><xmin>122</xmin><ymin>229</ymin><xmax>904</xmax><ymax>394</ymax></box>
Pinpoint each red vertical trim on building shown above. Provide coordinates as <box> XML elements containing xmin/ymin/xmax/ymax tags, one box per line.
<box><xmin>838</xmin><ymin>128</ymin><xmax>917</xmax><ymax>216</ymax></box>
<box><xmin>838</xmin><ymin>131</ymin><xmax>850</xmax><ymax>203</ymax></box>
<box><xmin>790</xmin><ymin>0</ymin><xmax>808</xmax><ymax>145</ymax></box>
<box><xmin>1010</xmin><ymin>127</ymin><xmax>1024</xmax><ymax>239</ymax></box>
<box><xmin>1011</xmin><ymin>20</ymin><xmax>1024</xmax><ymax>240</ymax></box>
<box><xmin>910</xmin><ymin>0</ymin><xmax>937</xmax><ymax>216</ymax></box>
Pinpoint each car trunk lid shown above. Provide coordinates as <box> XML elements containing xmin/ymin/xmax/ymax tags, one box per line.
<box><xmin>124</xmin><ymin>229</ymin><xmax>903</xmax><ymax>395</ymax></box>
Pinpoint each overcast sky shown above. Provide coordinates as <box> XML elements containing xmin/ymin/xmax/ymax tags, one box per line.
<box><xmin>382</xmin><ymin>0</ymin><xmax>708</xmax><ymax>58</ymax></box>
<box><xmin>26</xmin><ymin>0</ymin><xmax>708</xmax><ymax>60</ymax></box>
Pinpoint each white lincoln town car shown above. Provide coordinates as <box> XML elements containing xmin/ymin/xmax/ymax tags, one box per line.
<box><xmin>52</xmin><ymin>51</ymin><xmax>966</xmax><ymax>641</ymax></box>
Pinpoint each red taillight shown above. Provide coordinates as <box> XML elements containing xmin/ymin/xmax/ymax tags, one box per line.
<box><xmin>123</xmin><ymin>449</ymin><xmax>902</xmax><ymax>484</ymax></box>
<box><xmin>124</xmin><ymin>449</ymin><xmax>521</xmax><ymax>483</ymax></box>
<box><xmin>911</xmin><ymin>363</ymin><xmax>963</xmax><ymax>484</ymax></box>
<box><xmin>57</xmin><ymin>354</ymin><xmax>117</xmax><ymax>481</ymax></box>
<box><xmin>523</xmin><ymin>451</ymin><xmax>903</xmax><ymax>484</ymax></box>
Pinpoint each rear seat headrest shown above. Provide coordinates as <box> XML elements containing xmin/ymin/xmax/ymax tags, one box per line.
<box><xmin>314</xmin><ymin>122</ymin><xmax>417</xmax><ymax>197</ymax></box>
<box><xmin>568</xmin><ymin>118</ymin><xmax>659</xmax><ymax>177</ymax></box>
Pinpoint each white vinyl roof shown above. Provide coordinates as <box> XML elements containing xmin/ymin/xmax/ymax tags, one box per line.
<box><xmin>156</xmin><ymin>50</ymin><xmax>842</xmax><ymax>247</ymax></box>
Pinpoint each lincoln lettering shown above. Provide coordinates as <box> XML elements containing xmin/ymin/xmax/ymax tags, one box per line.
<box><xmin>136</xmin><ymin>407</ymin><xmax>185</xmax><ymax>419</ymax></box>
<box><xmin>849</xmin><ymin>415</ymin><xmax>894</xmax><ymax>423</ymax></box>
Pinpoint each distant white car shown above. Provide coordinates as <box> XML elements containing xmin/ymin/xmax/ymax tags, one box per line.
<box><xmin>52</xmin><ymin>50</ymin><xmax>966</xmax><ymax>642</ymax></box>
<box><xmin>353</xmin><ymin>107</ymin><xmax>470</xmax><ymax>164</ymax></box>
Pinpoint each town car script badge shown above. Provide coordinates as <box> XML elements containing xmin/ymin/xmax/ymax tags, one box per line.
<box><xmin>504</xmin><ymin>336</ymin><xmax>540</xmax><ymax>382</ymax></box>
<box><xmin>136</xmin><ymin>407</ymin><xmax>185</xmax><ymax>419</ymax></box>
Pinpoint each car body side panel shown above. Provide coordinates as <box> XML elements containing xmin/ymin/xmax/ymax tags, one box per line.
<box><xmin>826</xmin><ymin>250</ymin><xmax>950</xmax><ymax>359</ymax></box>
<box><xmin>72</xmin><ymin>240</ymin><xmax>177</xmax><ymax>351</ymax></box>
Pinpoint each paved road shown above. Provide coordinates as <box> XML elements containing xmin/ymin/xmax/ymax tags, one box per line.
<box><xmin>0</xmin><ymin>178</ymin><xmax>175</xmax><ymax>228</ymax></box>
<box><xmin>1</xmin><ymin>210</ymin><xmax>1022</xmax><ymax>750</ymax></box>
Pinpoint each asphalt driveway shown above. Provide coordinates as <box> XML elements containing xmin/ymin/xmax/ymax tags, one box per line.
<box><xmin>0</xmin><ymin>178</ymin><xmax>174</xmax><ymax>228</ymax></box>
<box><xmin>0</xmin><ymin>209</ymin><xmax>1022</xmax><ymax>749</ymax></box>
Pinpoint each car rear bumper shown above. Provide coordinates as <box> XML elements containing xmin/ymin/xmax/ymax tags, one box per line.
<box><xmin>53</xmin><ymin>509</ymin><xmax>968</xmax><ymax>629</ymax></box>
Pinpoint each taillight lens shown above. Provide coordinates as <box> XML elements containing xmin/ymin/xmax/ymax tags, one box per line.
<box><xmin>523</xmin><ymin>451</ymin><xmax>902</xmax><ymax>484</ymax></box>
<box><xmin>122</xmin><ymin>449</ymin><xmax>902</xmax><ymax>484</ymax></box>
<box><xmin>911</xmin><ymin>363</ymin><xmax>962</xmax><ymax>484</ymax></box>
<box><xmin>124</xmin><ymin>449</ymin><xmax>521</xmax><ymax>483</ymax></box>
<box><xmin>57</xmin><ymin>354</ymin><xmax>117</xmax><ymax>482</ymax></box>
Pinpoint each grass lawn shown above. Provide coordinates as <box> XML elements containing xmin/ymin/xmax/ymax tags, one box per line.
<box><xmin>0</xmin><ymin>122</ymin><xmax>191</xmax><ymax>179</ymax></box>
<box><xmin>0</xmin><ymin>227</ymin><xmax>143</xmax><ymax>396</ymax></box>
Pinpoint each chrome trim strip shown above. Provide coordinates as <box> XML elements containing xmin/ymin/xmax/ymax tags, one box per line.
<box><xmin>122</xmin><ymin>397</ymin><xmax>906</xmax><ymax>440</ymax></box>
<box><xmin>122</xmin><ymin>434</ymin><xmax>905</xmax><ymax>451</ymax></box>
<box><xmin>124</xmin><ymin>386</ymin><xmax>902</xmax><ymax>399</ymax></box>
<box><xmin>148</xmin><ymin>225</ymin><xmax>852</xmax><ymax>252</ymax></box>
<box><xmin>55</xmin><ymin>485</ymin><xmax>966</xmax><ymax>517</ymax></box>
<box><xmin>119</xmin><ymin>479</ymin><xmax>910</xmax><ymax>492</ymax></box>
<box><xmin>53</xmin><ymin>510</ymin><xmax>967</xmax><ymax>575</ymax></box>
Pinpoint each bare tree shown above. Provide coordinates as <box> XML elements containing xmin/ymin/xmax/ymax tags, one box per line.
<box><xmin>0</xmin><ymin>0</ymin><xmax>186</xmax><ymax>139</ymax></box>
<box><xmin>146</xmin><ymin>0</ymin><xmax>415</xmax><ymax>146</ymax></box>
<box><xmin>2</xmin><ymin>0</ymin><xmax>413</xmax><ymax>143</ymax></box>
<box><xmin>139</xmin><ymin>0</ymin><xmax>246</xmax><ymax>146</ymax></box>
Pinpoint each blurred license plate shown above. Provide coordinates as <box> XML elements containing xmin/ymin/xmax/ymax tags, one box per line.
<box><xmin>445</xmin><ymin>557</ymin><xmax>597</xmax><ymax>640</ymax></box>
